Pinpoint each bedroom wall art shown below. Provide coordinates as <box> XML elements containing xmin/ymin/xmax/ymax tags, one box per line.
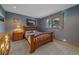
<box><xmin>49</xmin><ymin>13</ymin><xmax>64</xmax><ymax>31</ymax></box>
<box><xmin>0</xmin><ymin>16</ymin><xmax>4</xmax><ymax>22</ymax></box>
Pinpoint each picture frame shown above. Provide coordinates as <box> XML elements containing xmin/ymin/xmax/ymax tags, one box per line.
<box><xmin>49</xmin><ymin>13</ymin><xmax>64</xmax><ymax>31</ymax></box>
<box><xmin>26</xmin><ymin>19</ymin><xmax>36</xmax><ymax>26</ymax></box>
<box><xmin>0</xmin><ymin>16</ymin><xmax>4</xmax><ymax>22</ymax></box>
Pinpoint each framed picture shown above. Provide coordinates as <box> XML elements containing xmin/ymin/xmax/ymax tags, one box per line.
<box><xmin>0</xmin><ymin>16</ymin><xmax>4</xmax><ymax>22</ymax></box>
<box><xmin>53</xmin><ymin>16</ymin><xmax>60</xmax><ymax>29</ymax></box>
<box><xmin>49</xmin><ymin>13</ymin><xmax>64</xmax><ymax>31</ymax></box>
<box><xmin>26</xmin><ymin>19</ymin><xmax>36</xmax><ymax>26</ymax></box>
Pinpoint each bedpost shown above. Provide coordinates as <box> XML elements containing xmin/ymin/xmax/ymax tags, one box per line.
<box><xmin>28</xmin><ymin>34</ymin><xmax>36</xmax><ymax>53</ymax></box>
<box><xmin>50</xmin><ymin>32</ymin><xmax>53</xmax><ymax>42</ymax></box>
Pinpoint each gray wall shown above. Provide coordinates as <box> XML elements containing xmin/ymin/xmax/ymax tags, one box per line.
<box><xmin>59</xmin><ymin>5</ymin><xmax>79</xmax><ymax>45</ymax></box>
<box><xmin>0</xmin><ymin>5</ymin><xmax>5</xmax><ymax>16</ymax></box>
<box><xmin>37</xmin><ymin>18</ymin><xmax>53</xmax><ymax>32</ymax></box>
<box><xmin>0</xmin><ymin>5</ymin><xmax>5</xmax><ymax>32</ymax></box>
<box><xmin>37</xmin><ymin>12</ymin><xmax>64</xmax><ymax>32</ymax></box>
<box><xmin>5</xmin><ymin>12</ymin><xmax>37</xmax><ymax>32</ymax></box>
<box><xmin>5</xmin><ymin>12</ymin><xmax>27</xmax><ymax>32</ymax></box>
<box><xmin>38</xmin><ymin>5</ymin><xmax>79</xmax><ymax>45</ymax></box>
<box><xmin>55</xmin><ymin>5</ymin><xmax>79</xmax><ymax>45</ymax></box>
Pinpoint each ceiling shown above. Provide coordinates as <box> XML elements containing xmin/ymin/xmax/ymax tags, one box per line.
<box><xmin>1</xmin><ymin>4</ymin><xmax>77</xmax><ymax>18</ymax></box>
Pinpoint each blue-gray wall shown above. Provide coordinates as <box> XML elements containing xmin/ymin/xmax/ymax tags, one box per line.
<box><xmin>37</xmin><ymin>18</ymin><xmax>53</xmax><ymax>32</ymax></box>
<box><xmin>38</xmin><ymin>5</ymin><xmax>79</xmax><ymax>45</ymax></box>
<box><xmin>5</xmin><ymin>12</ymin><xmax>37</xmax><ymax>32</ymax></box>
<box><xmin>55</xmin><ymin>5</ymin><xmax>79</xmax><ymax>45</ymax></box>
<box><xmin>0</xmin><ymin>5</ymin><xmax>5</xmax><ymax>16</ymax></box>
<box><xmin>37</xmin><ymin>12</ymin><xmax>64</xmax><ymax>32</ymax></box>
<box><xmin>0</xmin><ymin>5</ymin><xmax>5</xmax><ymax>32</ymax></box>
<box><xmin>57</xmin><ymin>5</ymin><xmax>79</xmax><ymax>45</ymax></box>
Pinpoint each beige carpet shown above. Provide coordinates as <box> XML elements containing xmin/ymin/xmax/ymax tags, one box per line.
<box><xmin>9</xmin><ymin>39</ymin><xmax>79</xmax><ymax>55</ymax></box>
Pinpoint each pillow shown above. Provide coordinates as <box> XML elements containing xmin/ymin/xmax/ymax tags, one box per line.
<box><xmin>34</xmin><ymin>30</ymin><xmax>42</xmax><ymax>36</ymax></box>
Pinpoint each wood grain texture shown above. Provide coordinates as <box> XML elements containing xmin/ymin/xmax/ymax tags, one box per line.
<box><xmin>0</xmin><ymin>32</ymin><xmax>10</xmax><ymax>55</ymax></box>
<box><xmin>12</xmin><ymin>31</ymin><xmax>24</xmax><ymax>41</ymax></box>
<box><xmin>26</xmin><ymin>32</ymin><xmax>53</xmax><ymax>53</ymax></box>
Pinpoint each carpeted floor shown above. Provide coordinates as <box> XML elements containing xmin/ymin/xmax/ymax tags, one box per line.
<box><xmin>9</xmin><ymin>39</ymin><xmax>79</xmax><ymax>55</ymax></box>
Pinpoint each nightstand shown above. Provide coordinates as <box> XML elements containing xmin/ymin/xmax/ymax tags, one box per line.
<box><xmin>12</xmin><ymin>29</ymin><xmax>24</xmax><ymax>41</ymax></box>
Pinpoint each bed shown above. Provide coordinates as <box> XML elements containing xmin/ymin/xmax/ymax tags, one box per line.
<box><xmin>25</xmin><ymin>30</ymin><xmax>53</xmax><ymax>53</ymax></box>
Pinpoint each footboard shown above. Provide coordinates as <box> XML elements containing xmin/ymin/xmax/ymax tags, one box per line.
<box><xmin>27</xmin><ymin>32</ymin><xmax>53</xmax><ymax>53</ymax></box>
<box><xmin>35</xmin><ymin>32</ymin><xmax>53</xmax><ymax>48</ymax></box>
<box><xmin>27</xmin><ymin>34</ymin><xmax>36</xmax><ymax>53</ymax></box>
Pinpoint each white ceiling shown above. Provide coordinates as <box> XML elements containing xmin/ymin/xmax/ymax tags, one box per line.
<box><xmin>1</xmin><ymin>4</ymin><xmax>77</xmax><ymax>18</ymax></box>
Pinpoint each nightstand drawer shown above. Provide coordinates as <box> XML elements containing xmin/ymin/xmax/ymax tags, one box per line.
<box><xmin>12</xmin><ymin>32</ymin><xmax>24</xmax><ymax>41</ymax></box>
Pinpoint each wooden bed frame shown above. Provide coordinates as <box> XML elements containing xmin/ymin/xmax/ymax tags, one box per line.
<box><xmin>26</xmin><ymin>32</ymin><xmax>53</xmax><ymax>53</ymax></box>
